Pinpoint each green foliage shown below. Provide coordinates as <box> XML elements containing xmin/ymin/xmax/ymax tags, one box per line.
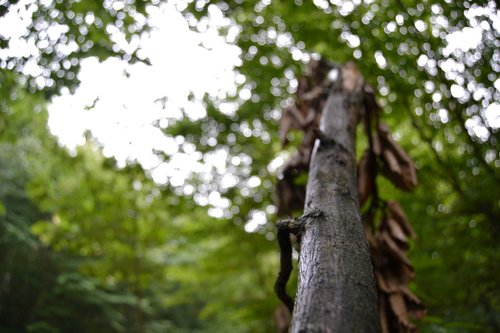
<box><xmin>0</xmin><ymin>139</ymin><xmax>129</xmax><ymax>333</ymax></box>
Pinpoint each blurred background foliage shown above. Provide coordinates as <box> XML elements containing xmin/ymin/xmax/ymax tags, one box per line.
<box><xmin>0</xmin><ymin>0</ymin><xmax>499</xmax><ymax>332</ymax></box>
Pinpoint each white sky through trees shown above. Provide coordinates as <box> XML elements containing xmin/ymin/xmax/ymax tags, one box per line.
<box><xmin>47</xmin><ymin>3</ymin><xmax>242</xmax><ymax>184</ymax></box>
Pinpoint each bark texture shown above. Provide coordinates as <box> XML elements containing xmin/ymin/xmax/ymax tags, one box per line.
<box><xmin>290</xmin><ymin>63</ymin><xmax>380</xmax><ymax>332</ymax></box>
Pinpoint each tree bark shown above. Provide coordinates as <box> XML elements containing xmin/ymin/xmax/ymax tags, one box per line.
<box><xmin>290</xmin><ymin>63</ymin><xmax>380</xmax><ymax>332</ymax></box>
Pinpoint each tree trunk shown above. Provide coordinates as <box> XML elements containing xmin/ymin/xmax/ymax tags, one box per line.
<box><xmin>290</xmin><ymin>63</ymin><xmax>380</xmax><ymax>332</ymax></box>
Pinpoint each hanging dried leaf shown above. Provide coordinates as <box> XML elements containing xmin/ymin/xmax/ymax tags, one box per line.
<box><xmin>279</xmin><ymin>104</ymin><xmax>312</xmax><ymax>147</ymax></box>
<box><xmin>276</xmin><ymin>176</ymin><xmax>306</xmax><ymax>216</ymax></box>
<box><xmin>403</xmin><ymin>292</ymin><xmax>426</xmax><ymax>320</ymax></box>
<box><xmin>387</xmin><ymin>201</ymin><xmax>415</xmax><ymax>238</ymax></box>
<box><xmin>384</xmin><ymin>269</ymin><xmax>404</xmax><ymax>288</ymax></box>
<box><xmin>357</xmin><ymin>150</ymin><xmax>376</xmax><ymax>207</ymax></box>
<box><xmin>402</xmin><ymin>263</ymin><xmax>417</xmax><ymax>281</ymax></box>
<box><xmin>382</xmin><ymin>146</ymin><xmax>403</xmax><ymax>175</ymax></box>
<box><xmin>380</xmin><ymin>297</ymin><xmax>391</xmax><ymax>333</ymax></box>
<box><xmin>364</xmin><ymin>83</ymin><xmax>382</xmax><ymax>114</ymax></box>
<box><xmin>302</xmin><ymin>86</ymin><xmax>325</xmax><ymax>101</ymax></box>
<box><xmin>375</xmin><ymin>271</ymin><xmax>396</xmax><ymax>293</ymax></box>
<box><xmin>381</xmin><ymin>166</ymin><xmax>413</xmax><ymax>193</ymax></box>
<box><xmin>306</xmin><ymin>58</ymin><xmax>332</xmax><ymax>84</ymax></box>
<box><xmin>380</xmin><ymin>231</ymin><xmax>413</xmax><ymax>267</ymax></box>
<box><xmin>296</xmin><ymin>76</ymin><xmax>310</xmax><ymax>98</ymax></box>
<box><xmin>388</xmin><ymin>293</ymin><xmax>409</xmax><ymax>326</ymax></box>
<box><xmin>372</xmin><ymin>131</ymin><xmax>382</xmax><ymax>156</ymax></box>
<box><xmin>400</xmin><ymin>286</ymin><xmax>424</xmax><ymax>311</ymax></box>
<box><xmin>378</xmin><ymin>123</ymin><xmax>418</xmax><ymax>191</ymax></box>
<box><xmin>274</xmin><ymin>303</ymin><xmax>291</xmax><ymax>333</ymax></box>
<box><xmin>386</xmin><ymin>217</ymin><xmax>408</xmax><ymax>245</ymax></box>
<box><xmin>379</xmin><ymin>123</ymin><xmax>413</xmax><ymax>160</ymax></box>
<box><xmin>279</xmin><ymin>106</ymin><xmax>296</xmax><ymax>146</ymax></box>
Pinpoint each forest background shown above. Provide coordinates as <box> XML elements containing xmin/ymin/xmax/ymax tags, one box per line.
<box><xmin>0</xmin><ymin>0</ymin><xmax>498</xmax><ymax>332</ymax></box>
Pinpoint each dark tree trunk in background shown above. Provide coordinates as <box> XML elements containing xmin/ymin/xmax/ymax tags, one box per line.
<box><xmin>290</xmin><ymin>63</ymin><xmax>380</xmax><ymax>332</ymax></box>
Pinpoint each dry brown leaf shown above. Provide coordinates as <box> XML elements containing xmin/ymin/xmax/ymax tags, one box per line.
<box><xmin>279</xmin><ymin>106</ymin><xmax>300</xmax><ymax>146</ymax></box>
<box><xmin>375</xmin><ymin>271</ymin><xmax>396</xmax><ymax>293</ymax></box>
<box><xmin>387</xmin><ymin>201</ymin><xmax>415</xmax><ymax>238</ymax></box>
<box><xmin>383</xmin><ymin>269</ymin><xmax>410</xmax><ymax>295</ymax></box>
<box><xmin>378</xmin><ymin>123</ymin><xmax>404</xmax><ymax>152</ymax></box>
<box><xmin>278</xmin><ymin>112</ymin><xmax>292</xmax><ymax>147</ymax></box>
<box><xmin>276</xmin><ymin>177</ymin><xmax>305</xmax><ymax>216</ymax></box>
<box><xmin>302</xmin><ymin>86</ymin><xmax>325</xmax><ymax>101</ymax></box>
<box><xmin>378</xmin><ymin>123</ymin><xmax>418</xmax><ymax>191</ymax></box>
<box><xmin>372</xmin><ymin>131</ymin><xmax>382</xmax><ymax>156</ymax></box>
<box><xmin>296</xmin><ymin>76</ymin><xmax>310</xmax><ymax>98</ymax></box>
<box><xmin>399</xmin><ymin>286</ymin><xmax>425</xmax><ymax>320</ymax></box>
<box><xmin>388</xmin><ymin>293</ymin><xmax>409</xmax><ymax>326</ymax></box>
<box><xmin>303</xmin><ymin>106</ymin><xmax>317</xmax><ymax>126</ymax></box>
<box><xmin>386</xmin><ymin>217</ymin><xmax>408</xmax><ymax>244</ymax></box>
<box><xmin>382</xmin><ymin>146</ymin><xmax>403</xmax><ymax>175</ymax></box>
<box><xmin>407</xmin><ymin>304</ymin><xmax>426</xmax><ymax>321</ymax></box>
<box><xmin>373</xmin><ymin>213</ymin><xmax>423</xmax><ymax>331</ymax></box>
<box><xmin>358</xmin><ymin>150</ymin><xmax>375</xmax><ymax>207</ymax></box>
<box><xmin>400</xmin><ymin>286</ymin><xmax>422</xmax><ymax>307</ymax></box>
<box><xmin>381</xmin><ymin>125</ymin><xmax>417</xmax><ymax>190</ymax></box>
<box><xmin>342</xmin><ymin>61</ymin><xmax>364</xmax><ymax>92</ymax></box>
<box><xmin>363</xmin><ymin>83</ymin><xmax>382</xmax><ymax>114</ymax></box>
<box><xmin>402</xmin><ymin>264</ymin><xmax>416</xmax><ymax>281</ymax></box>
<box><xmin>306</xmin><ymin>58</ymin><xmax>333</xmax><ymax>84</ymax></box>
<box><xmin>274</xmin><ymin>303</ymin><xmax>291</xmax><ymax>333</ymax></box>
<box><xmin>379</xmin><ymin>297</ymin><xmax>391</xmax><ymax>333</ymax></box>
<box><xmin>380</xmin><ymin>231</ymin><xmax>413</xmax><ymax>267</ymax></box>
<box><xmin>381</xmin><ymin>165</ymin><xmax>412</xmax><ymax>193</ymax></box>
<box><xmin>380</xmin><ymin>152</ymin><xmax>416</xmax><ymax>192</ymax></box>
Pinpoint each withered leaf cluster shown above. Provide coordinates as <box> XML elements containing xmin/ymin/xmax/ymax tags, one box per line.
<box><xmin>276</xmin><ymin>60</ymin><xmax>424</xmax><ymax>332</ymax></box>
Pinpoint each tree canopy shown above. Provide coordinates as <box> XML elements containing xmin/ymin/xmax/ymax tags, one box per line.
<box><xmin>0</xmin><ymin>0</ymin><xmax>498</xmax><ymax>332</ymax></box>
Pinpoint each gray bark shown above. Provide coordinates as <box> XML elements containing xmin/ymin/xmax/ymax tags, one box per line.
<box><xmin>290</xmin><ymin>63</ymin><xmax>380</xmax><ymax>332</ymax></box>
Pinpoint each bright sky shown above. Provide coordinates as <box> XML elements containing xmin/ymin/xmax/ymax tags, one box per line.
<box><xmin>47</xmin><ymin>3</ymin><xmax>241</xmax><ymax>177</ymax></box>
